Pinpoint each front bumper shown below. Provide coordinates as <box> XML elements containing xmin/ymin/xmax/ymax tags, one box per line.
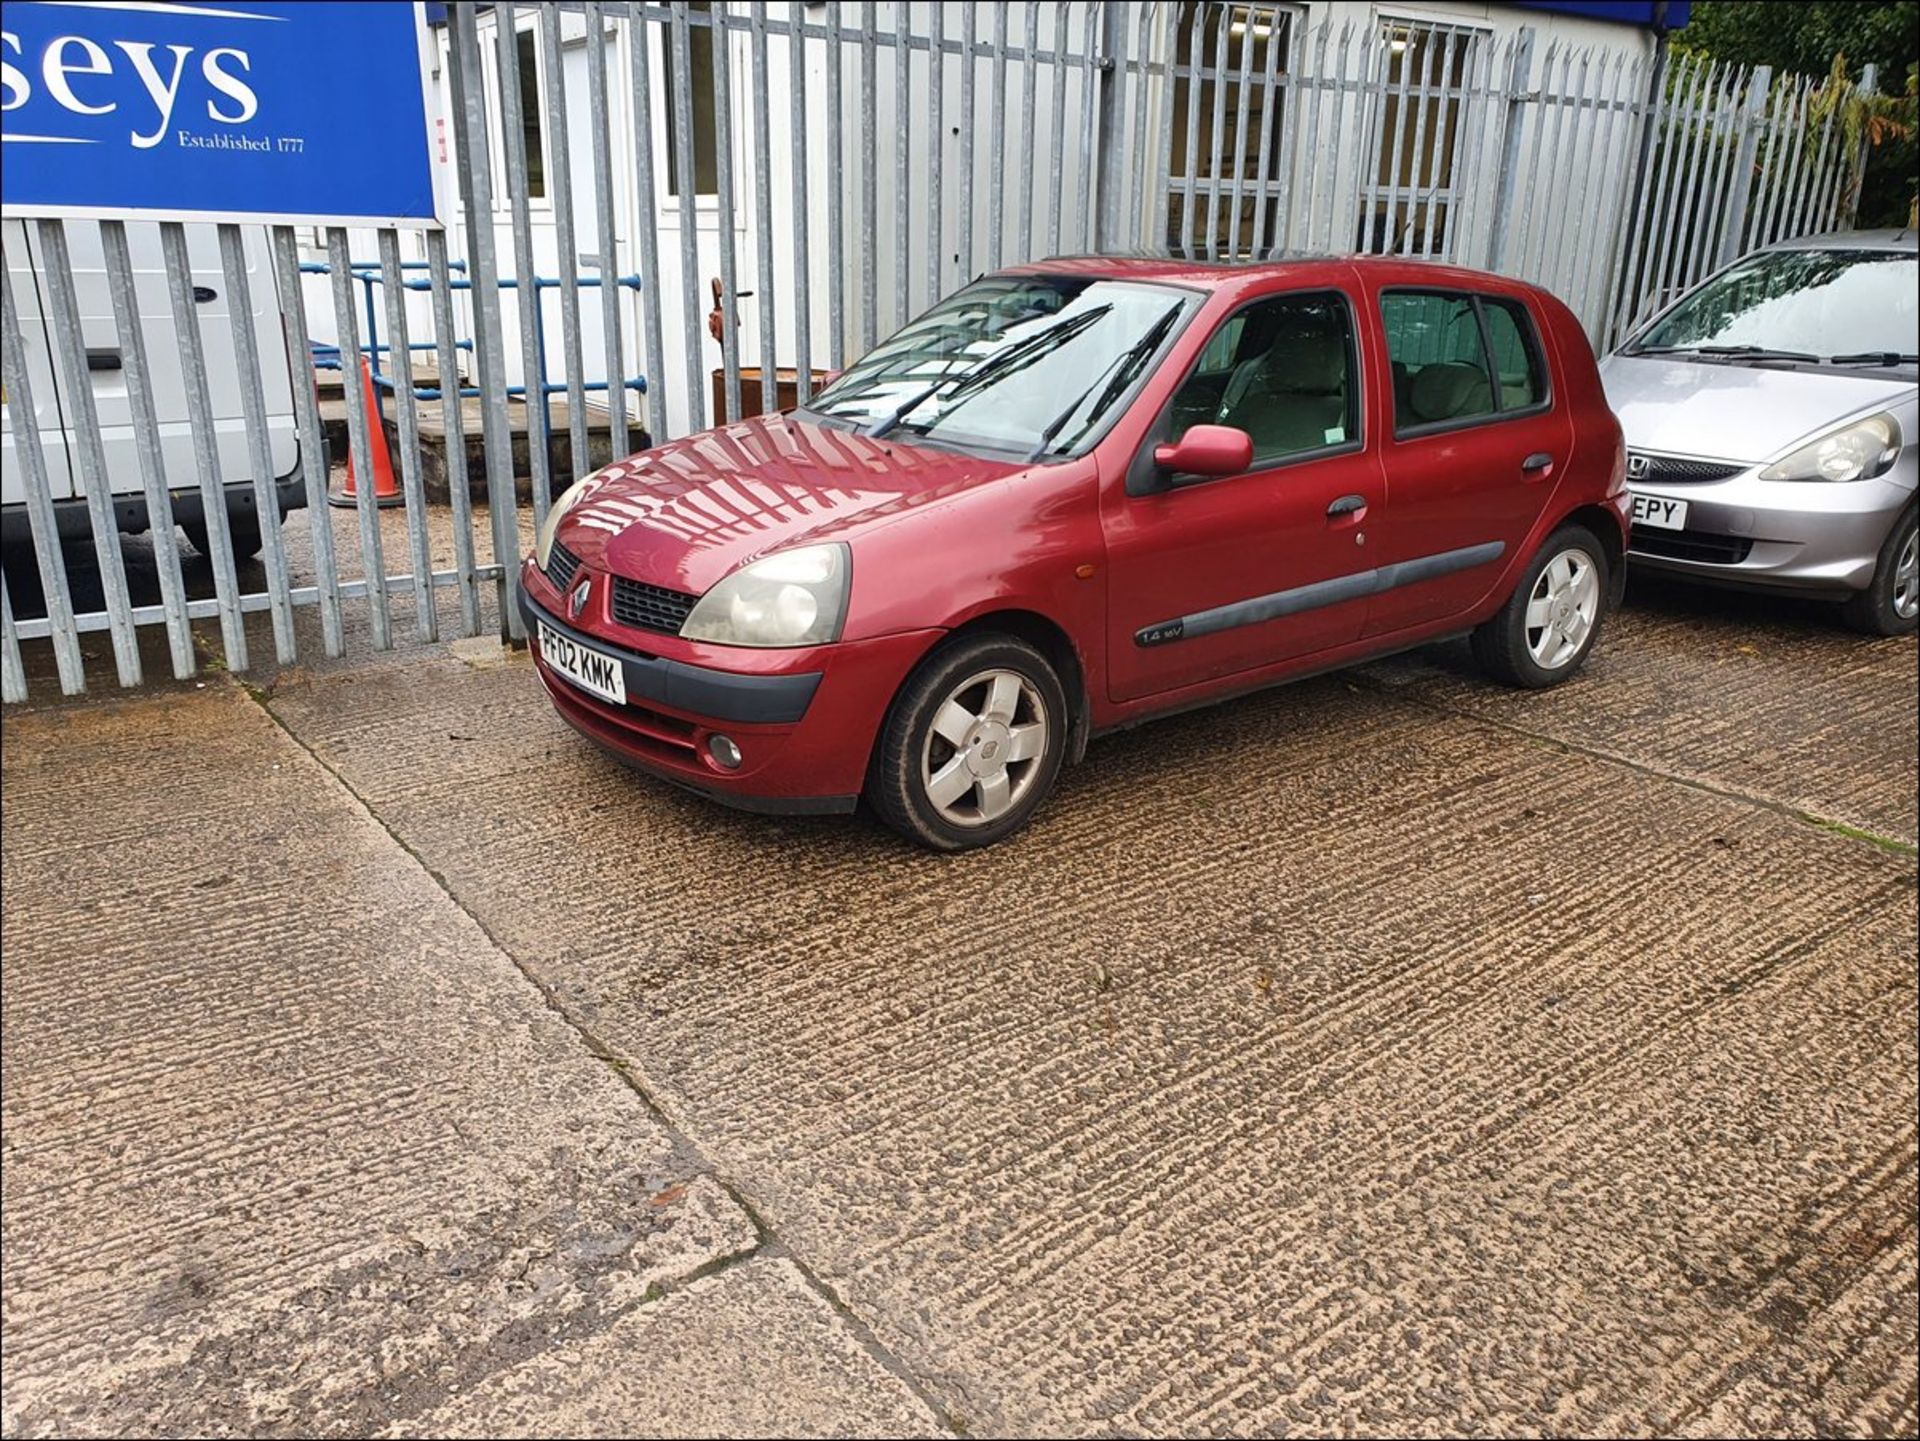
<box><xmin>517</xmin><ymin>565</ymin><xmax>937</xmax><ymax>814</ymax></box>
<box><xmin>1626</xmin><ymin>462</ymin><xmax>1914</xmax><ymax>596</ymax></box>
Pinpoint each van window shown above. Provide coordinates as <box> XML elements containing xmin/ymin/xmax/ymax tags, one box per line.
<box><xmin>1168</xmin><ymin>293</ymin><xmax>1358</xmax><ymax>466</ymax></box>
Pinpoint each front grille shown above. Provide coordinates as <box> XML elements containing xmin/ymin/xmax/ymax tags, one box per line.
<box><xmin>1630</xmin><ymin>530</ymin><xmax>1754</xmax><ymax>565</ymax></box>
<box><xmin>548</xmin><ymin>540</ymin><xmax>697</xmax><ymax>635</ymax></box>
<box><xmin>1629</xmin><ymin>452</ymin><xmax>1747</xmax><ymax>485</ymax></box>
<box><xmin>546</xmin><ymin>538</ymin><xmax>582</xmax><ymax>592</ymax></box>
<box><xmin>611</xmin><ymin>575</ymin><xmax>699</xmax><ymax>635</ymax></box>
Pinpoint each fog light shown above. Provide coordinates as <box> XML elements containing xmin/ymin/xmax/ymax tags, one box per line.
<box><xmin>707</xmin><ymin>734</ymin><xmax>743</xmax><ymax>770</ymax></box>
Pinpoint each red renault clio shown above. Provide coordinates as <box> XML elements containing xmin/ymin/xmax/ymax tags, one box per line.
<box><xmin>520</xmin><ymin>256</ymin><xmax>1628</xmax><ymax>850</ymax></box>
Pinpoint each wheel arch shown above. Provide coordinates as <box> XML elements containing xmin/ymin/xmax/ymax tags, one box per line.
<box><xmin>941</xmin><ymin>608</ymin><xmax>1093</xmax><ymax>765</ymax></box>
<box><xmin>1557</xmin><ymin>501</ymin><xmax>1629</xmax><ymax>608</ymax></box>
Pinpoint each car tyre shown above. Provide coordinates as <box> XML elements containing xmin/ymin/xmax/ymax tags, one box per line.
<box><xmin>1840</xmin><ymin>505</ymin><xmax>1919</xmax><ymax>637</ymax></box>
<box><xmin>1472</xmin><ymin>524</ymin><xmax>1609</xmax><ymax>689</ymax></box>
<box><xmin>185</xmin><ymin>509</ymin><xmax>264</xmax><ymax>563</ymax></box>
<box><xmin>867</xmin><ymin>633</ymin><xmax>1069</xmax><ymax>851</ymax></box>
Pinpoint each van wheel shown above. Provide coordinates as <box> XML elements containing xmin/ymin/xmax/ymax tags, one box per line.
<box><xmin>866</xmin><ymin>634</ymin><xmax>1068</xmax><ymax>851</ymax></box>
<box><xmin>1472</xmin><ymin>525</ymin><xmax>1608</xmax><ymax>689</ymax></box>
<box><xmin>185</xmin><ymin>511</ymin><xmax>262</xmax><ymax>563</ymax></box>
<box><xmin>1841</xmin><ymin>505</ymin><xmax>1918</xmax><ymax>637</ymax></box>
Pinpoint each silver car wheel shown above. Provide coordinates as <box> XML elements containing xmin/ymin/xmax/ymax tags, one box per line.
<box><xmin>921</xmin><ymin>668</ymin><xmax>1049</xmax><ymax>827</ymax></box>
<box><xmin>1525</xmin><ymin>548</ymin><xmax>1600</xmax><ymax>670</ymax></box>
<box><xmin>1894</xmin><ymin>528</ymin><xmax>1919</xmax><ymax>621</ymax></box>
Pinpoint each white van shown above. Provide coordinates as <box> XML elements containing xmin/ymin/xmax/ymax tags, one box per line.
<box><xmin>2</xmin><ymin>219</ymin><xmax>304</xmax><ymax>560</ymax></box>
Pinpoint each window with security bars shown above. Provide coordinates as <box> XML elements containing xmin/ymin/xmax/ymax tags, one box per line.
<box><xmin>1356</xmin><ymin>20</ymin><xmax>1482</xmax><ymax>259</ymax></box>
<box><xmin>1164</xmin><ymin>3</ymin><xmax>1299</xmax><ymax>259</ymax></box>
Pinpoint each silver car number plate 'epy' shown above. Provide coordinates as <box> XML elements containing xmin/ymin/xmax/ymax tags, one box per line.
<box><xmin>1629</xmin><ymin>493</ymin><xmax>1689</xmax><ymax>531</ymax></box>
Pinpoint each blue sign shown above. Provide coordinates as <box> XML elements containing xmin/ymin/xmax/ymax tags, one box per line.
<box><xmin>1</xmin><ymin>1</ymin><xmax>441</xmax><ymax>226</ymax></box>
<box><xmin>1510</xmin><ymin>1</ymin><xmax>1692</xmax><ymax>27</ymax></box>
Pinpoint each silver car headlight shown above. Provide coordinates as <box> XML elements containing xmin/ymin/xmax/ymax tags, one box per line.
<box><xmin>1759</xmin><ymin>413</ymin><xmax>1902</xmax><ymax>483</ymax></box>
<box><xmin>534</xmin><ymin>479</ymin><xmax>593</xmax><ymax>572</ymax></box>
<box><xmin>680</xmin><ymin>543</ymin><xmax>850</xmax><ymax>648</ymax></box>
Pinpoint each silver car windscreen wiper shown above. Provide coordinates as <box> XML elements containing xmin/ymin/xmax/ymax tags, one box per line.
<box><xmin>1629</xmin><ymin>343</ymin><xmax>1820</xmax><ymax>363</ymax></box>
<box><xmin>1826</xmin><ymin>351</ymin><xmax>1920</xmax><ymax>366</ymax></box>
<box><xmin>1691</xmin><ymin>344</ymin><xmax>1823</xmax><ymax>362</ymax></box>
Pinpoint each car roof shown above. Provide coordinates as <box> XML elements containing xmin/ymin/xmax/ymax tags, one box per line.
<box><xmin>1005</xmin><ymin>252</ymin><xmax>1549</xmax><ymax>297</ymax></box>
<box><xmin>1765</xmin><ymin>227</ymin><xmax>1917</xmax><ymax>253</ymax></box>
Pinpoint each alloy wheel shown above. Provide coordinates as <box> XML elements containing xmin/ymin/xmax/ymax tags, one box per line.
<box><xmin>920</xmin><ymin>668</ymin><xmax>1050</xmax><ymax>827</ymax></box>
<box><xmin>1525</xmin><ymin>549</ymin><xmax>1599</xmax><ymax>670</ymax></box>
<box><xmin>1894</xmin><ymin>528</ymin><xmax>1919</xmax><ymax>621</ymax></box>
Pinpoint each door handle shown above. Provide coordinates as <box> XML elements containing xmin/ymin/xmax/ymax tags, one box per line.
<box><xmin>1521</xmin><ymin>452</ymin><xmax>1556</xmax><ymax>478</ymax></box>
<box><xmin>1326</xmin><ymin>493</ymin><xmax>1367</xmax><ymax>517</ymax></box>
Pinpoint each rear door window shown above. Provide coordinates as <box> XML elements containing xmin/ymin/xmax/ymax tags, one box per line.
<box><xmin>1381</xmin><ymin>289</ymin><xmax>1547</xmax><ymax>433</ymax></box>
<box><xmin>1481</xmin><ymin>298</ymin><xmax>1546</xmax><ymax>409</ymax></box>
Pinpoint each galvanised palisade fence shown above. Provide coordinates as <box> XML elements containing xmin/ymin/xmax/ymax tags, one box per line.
<box><xmin>0</xmin><ymin>1</ymin><xmax>1875</xmax><ymax>702</ymax></box>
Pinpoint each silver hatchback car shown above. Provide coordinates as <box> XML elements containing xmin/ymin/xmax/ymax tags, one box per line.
<box><xmin>1601</xmin><ymin>230</ymin><xmax>1918</xmax><ymax>634</ymax></box>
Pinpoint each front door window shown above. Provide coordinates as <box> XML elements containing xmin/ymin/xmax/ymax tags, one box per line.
<box><xmin>1166</xmin><ymin>292</ymin><xmax>1359</xmax><ymax>466</ymax></box>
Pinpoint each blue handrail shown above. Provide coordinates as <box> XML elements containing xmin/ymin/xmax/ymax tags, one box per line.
<box><xmin>299</xmin><ymin>259</ymin><xmax>649</xmax><ymax>448</ymax></box>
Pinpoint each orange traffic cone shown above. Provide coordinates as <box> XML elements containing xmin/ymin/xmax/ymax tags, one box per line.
<box><xmin>330</xmin><ymin>355</ymin><xmax>404</xmax><ymax>508</ymax></box>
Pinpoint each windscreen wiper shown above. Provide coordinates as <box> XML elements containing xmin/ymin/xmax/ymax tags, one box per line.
<box><xmin>1826</xmin><ymin>350</ymin><xmax>1920</xmax><ymax>366</ymax></box>
<box><xmin>1027</xmin><ymin>305</ymin><xmax>1183</xmax><ymax>460</ymax></box>
<box><xmin>1630</xmin><ymin>344</ymin><xmax>1820</xmax><ymax>363</ymax></box>
<box><xmin>865</xmin><ymin>306</ymin><xmax>1113</xmax><ymax>439</ymax></box>
<box><xmin>1693</xmin><ymin>344</ymin><xmax>1822</xmax><ymax>362</ymax></box>
<box><xmin>863</xmin><ymin>379</ymin><xmax>949</xmax><ymax>440</ymax></box>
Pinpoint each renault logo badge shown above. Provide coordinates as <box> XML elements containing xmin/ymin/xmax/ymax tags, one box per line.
<box><xmin>569</xmin><ymin>576</ymin><xmax>592</xmax><ymax>620</ymax></box>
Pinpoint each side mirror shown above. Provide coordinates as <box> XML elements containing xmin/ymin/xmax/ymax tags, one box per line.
<box><xmin>1153</xmin><ymin>424</ymin><xmax>1252</xmax><ymax>479</ymax></box>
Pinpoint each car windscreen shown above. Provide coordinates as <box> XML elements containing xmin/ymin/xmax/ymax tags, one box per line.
<box><xmin>1625</xmin><ymin>249</ymin><xmax>1919</xmax><ymax>366</ymax></box>
<box><xmin>801</xmin><ymin>276</ymin><xmax>1191</xmax><ymax>457</ymax></box>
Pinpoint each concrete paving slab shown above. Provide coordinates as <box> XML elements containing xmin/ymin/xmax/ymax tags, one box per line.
<box><xmin>404</xmin><ymin>1258</ymin><xmax>942</xmax><ymax>1439</ymax></box>
<box><xmin>1355</xmin><ymin>577</ymin><xmax>1920</xmax><ymax>848</ymax></box>
<box><xmin>0</xmin><ymin>686</ymin><xmax>765</xmax><ymax>1436</ymax></box>
<box><xmin>265</xmin><ymin>644</ymin><xmax>1919</xmax><ymax>1437</ymax></box>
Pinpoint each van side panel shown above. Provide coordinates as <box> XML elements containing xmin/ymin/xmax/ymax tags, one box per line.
<box><xmin>44</xmin><ymin>221</ymin><xmax>299</xmax><ymax>506</ymax></box>
<box><xmin>2</xmin><ymin>220</ymin><xmax>77</xmax><ymax>503</ymax></box>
